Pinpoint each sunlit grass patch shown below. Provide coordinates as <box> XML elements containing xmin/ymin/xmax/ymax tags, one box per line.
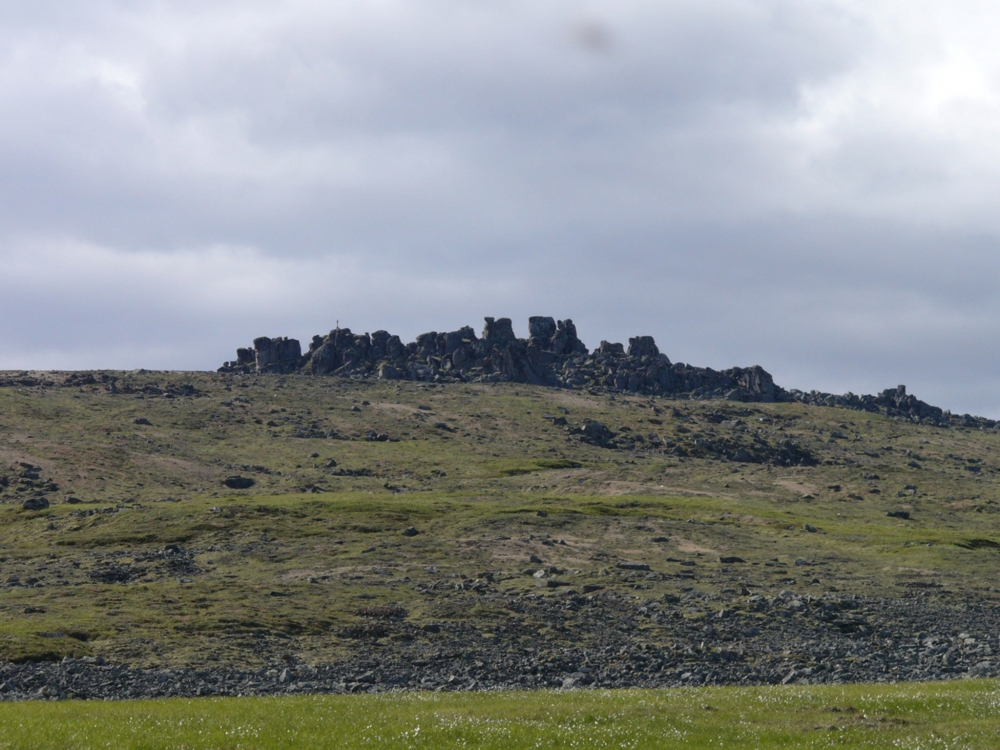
<box><xmin>3</xmin><ymin>681</ymin><xmax>1000</xmax><ymax>749</ymax></box>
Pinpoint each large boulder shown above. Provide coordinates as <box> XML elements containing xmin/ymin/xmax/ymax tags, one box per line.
<box><xmin>528</xmin><ymin>316</ymin><xmax>557</xmax><ymax>347</ymax></box>
<box><xmin>551</xmin><ymin>319</ymin><xmax>587</xmax><ymax>356</ymax></box>
<box><xmin>253</xmin><ymin>337</ymin><xmax>302</xmax><ymax>374</ymax></box>
<box><xmin>627</xmin><ymin>336</ymin><xmax>659</xmax><ymax>358</ymax></box>
<box><xmin>482</xmin><ymin>317</ymin><xmax>517</xmax><ymax>348</ymax></box>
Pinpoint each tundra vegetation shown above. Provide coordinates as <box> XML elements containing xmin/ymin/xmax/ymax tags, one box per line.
<box><xmin>2</xmin><ymin>367</ymin><xmax>1000</xmax><ymax>745</ymax></box>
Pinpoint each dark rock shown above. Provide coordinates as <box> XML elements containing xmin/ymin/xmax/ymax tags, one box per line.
<box><xmin>573</xmin><ymin>420</ymin><xmax>616</xmax><ymax>448</ymax></box>
<box><xmin>616</xmin><ymin>562</ymin><xmax>650</xmax><ymax>571</ymax></box>
<box><xmin>887</xmin><ymin>511</ymin><xmax>911</xmax><ymax>520</ymax></box>
<box><xmin>401</xmin><ymin>527</ymin><xmax>419</xmax><ymax>537</ymax></box>
<box><xmin>627</xmin><ymin>336</ymin><xmax>659</xmax><ymax>358</ymax></box>
<box><xmin>22</xmin><ymin>497</ymin><xmax>49</xmax><ymax>511</ymax></box>
<box><xmin>528</xmin><ymin>316</ymin><xmax>557</xmax><ymax>344</ymax></box>
<box><xmin>132</xmin><ymin>417</ymin><xmax>152</xmax><ymax>426</ymax></box>
<box><xmin>90</xmin><ymin>564</ymin><xmax>143</xmax><ymax>584</ymax></box>
<box><xmin>252</xmin><ymin>337</ymin><xmax>302</xmax><ymax>374</ymax></box>
<box><xmin>18</xmin><ymin>463</ymin><xmax>41</xmax><ymax>480</ymax></box>
<box><xmin>217</xmin><ymin>318</ymin><xmax>992</xmax><ymax>430</ymax></box>
<box><xmin>719</xmin><ymin>556</ymin><xmax>746</xmax><ymax>564</ymax></box>
<box><xmin>223</xmin><ymin>476</ymin><xmax>255</xmax><ymax>489</ymax></box>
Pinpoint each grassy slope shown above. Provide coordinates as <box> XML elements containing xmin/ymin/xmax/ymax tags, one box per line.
<box><xmin>0</xmin><ymin>371</ymin><xmax>999</xmax><ymax>665</ymax></box>
<box><xmin>2</xmin><ymin>681</ymin><xmax>1000</xmax><ymax>748</ymax></box>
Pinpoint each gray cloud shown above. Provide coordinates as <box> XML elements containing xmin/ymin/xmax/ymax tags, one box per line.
<box><xmin>2</xmin><ymin>1</ymin><xmax>999</xmax><ymax>416</ymax></box>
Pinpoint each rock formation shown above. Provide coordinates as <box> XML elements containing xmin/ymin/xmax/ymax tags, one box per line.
<box><xmin>219</xmin><ymin>316</ymin><xmax>985</xmax><ymax>428</ymax></box>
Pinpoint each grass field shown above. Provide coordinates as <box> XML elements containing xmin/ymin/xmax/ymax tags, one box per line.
<box><xmin>1</xmin><ymin>680</ymin><xmax>999</xmax><ymax>749</ymax></box>
<box><xmin>4</xmin><ymin>371</ymin><xmax>1000</xmax><ymax>744</ymax></box>
<box><xmin>2</xmin><ymin>372</ymin><xmax>1000</xmax><ymax>667</ymax></box>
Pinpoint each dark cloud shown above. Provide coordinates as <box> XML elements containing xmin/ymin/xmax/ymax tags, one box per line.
<box><xmin>1</xmin><ymin>1</ymin><xmax>999</xmax><ymax>416</ymax></box>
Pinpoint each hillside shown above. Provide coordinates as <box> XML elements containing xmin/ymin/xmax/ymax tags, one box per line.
<box><xmin>1</xmin><ymin>369</ymin><xmax>1000</xmax><ymax>698</ymax></box>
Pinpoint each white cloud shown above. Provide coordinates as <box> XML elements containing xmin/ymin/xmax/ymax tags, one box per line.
<box><xmin>0</xmin><ymin>1</ymin><xmax>999</xmax><ymax>414</ymax></box>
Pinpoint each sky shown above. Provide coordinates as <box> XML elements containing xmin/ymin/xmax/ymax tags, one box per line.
<box><xmin>2</xmin><ymin>1</ymin><xmax>999</xmax><ymax>416</ymax></box>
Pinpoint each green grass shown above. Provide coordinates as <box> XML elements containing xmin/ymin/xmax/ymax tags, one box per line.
<box><xmin>3</xmin><ymin>681</ymin><xmax>1000</xmax><ymax>748</ymax></box>
<box><xmin>3</xmin><ymin>371</ymin><xmax>1000</xmax><ymax>666</ymax></box>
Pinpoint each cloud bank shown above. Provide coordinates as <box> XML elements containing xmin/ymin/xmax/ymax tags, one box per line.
<box><xmin>2</xmin><ymin>1</ymin><xmax>999</xmax><ymax>415</ymax></box>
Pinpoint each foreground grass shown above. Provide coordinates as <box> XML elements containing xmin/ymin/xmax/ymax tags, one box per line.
<box><xmin>3</xmin><ymin>681</ymin><xmax>1000</xmax><ymax>749</ymax></box>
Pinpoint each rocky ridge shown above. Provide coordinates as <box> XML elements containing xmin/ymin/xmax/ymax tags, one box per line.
<box><xmin>220</xmin><ymin>316</ymin><xmax>994</xmax><ymax>429</ymax></box>
<box><xmin>3</xmin><ymin>590</ymin><xmax>998</xmax><ymax>700</ymax></box>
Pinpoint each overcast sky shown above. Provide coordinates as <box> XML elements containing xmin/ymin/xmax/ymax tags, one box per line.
<box><xmin>2</xmin><ymin>1</ymin><xmax>999</xmax><ymax>415</ymax></box>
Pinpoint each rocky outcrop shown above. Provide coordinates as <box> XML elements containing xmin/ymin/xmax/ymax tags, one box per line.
<box><xmin>220</xmin><ymin>316</ymin><xmax>777</xmax><ymax>402</ymax></box>
<box><xmin>231</xmin><ymin>337</ymin><xmax>302</xmax><ymax>374</ymax></box>
<box><xmin>219</xmin><ymin>316</ymin><xmax>989</xmax><ymax>428</ymax></box>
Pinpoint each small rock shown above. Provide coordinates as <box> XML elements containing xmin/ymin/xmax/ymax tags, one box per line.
<box><xmin>616</xmin><ymin>562</ymin><xmax>650</xmax><ymax>571</ymax></box>
<box><xmin>22</xmin><ymin>497</ymin><xmax>49</xmax><ymax>511</ymax></box>
<box><xmin>719</xmin><ymin>556</ymin><xmax>745</xmax><ymax>564</ymax></box>
<box><xmin>401</xmin><ymin>527</ymin><xmax>419</xmax><ymax>537</ymax></box>
<box><xmin>803</xmin><ymin>524</ymin><xmax>818</xmax><ymax>533</ymax></box>
<box><xmin>529</xmin><ymin>554</ymin><xmax>543</xmax><ymax>564</ymax></box>
<box><xmin>133</xmin><ymin>417</ymin><xmax>152</xmax><ymax>426</ymax></box>
<box><xmin>223</xmin><ymin>476</ymin><xmax>255</xmax><ymax>490</ymax></box>
<box><xmin>887</xmin><ymin>510</ymin><xmax>911</xmax><ymax>520</ymax></box>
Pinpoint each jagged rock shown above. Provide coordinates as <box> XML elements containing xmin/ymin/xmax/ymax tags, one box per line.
<box><xmin>573</xmin><ymin>420</ymin><xmax>616</xmax><ymax>448</ymax></box>
<box><xmin>22</xmin><ymin>497</ymin><xmax>49</xmax><ymax>511</ymax></box>
<box><xmin>482</xmin><ymin>317</ymin><xmax>516</xmax><ymax>347</ymax></box>
<box><xmin>217</xmin><ymin>317</ymin><xmax>987</xmax><ymax>429</ymax></box>
<box><xmin>528</xmin><ymin>316</ymin><xmax>556</xmax><ymax>344</ymax></box>
<box><xmin>627</xmin><ymin>336</ymin><xmax>659</xmax><ymax>358</ymax></box>
<box><xmin>253</xmin><ymin>337</ymin><xmax>302</xmax><ymax>374</ymax></box>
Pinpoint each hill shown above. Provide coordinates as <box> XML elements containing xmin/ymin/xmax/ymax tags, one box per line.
<box><xmin>0</xmin><ymin>364</ymin><xmax>999</xmax><ymax>699</ymax></box>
